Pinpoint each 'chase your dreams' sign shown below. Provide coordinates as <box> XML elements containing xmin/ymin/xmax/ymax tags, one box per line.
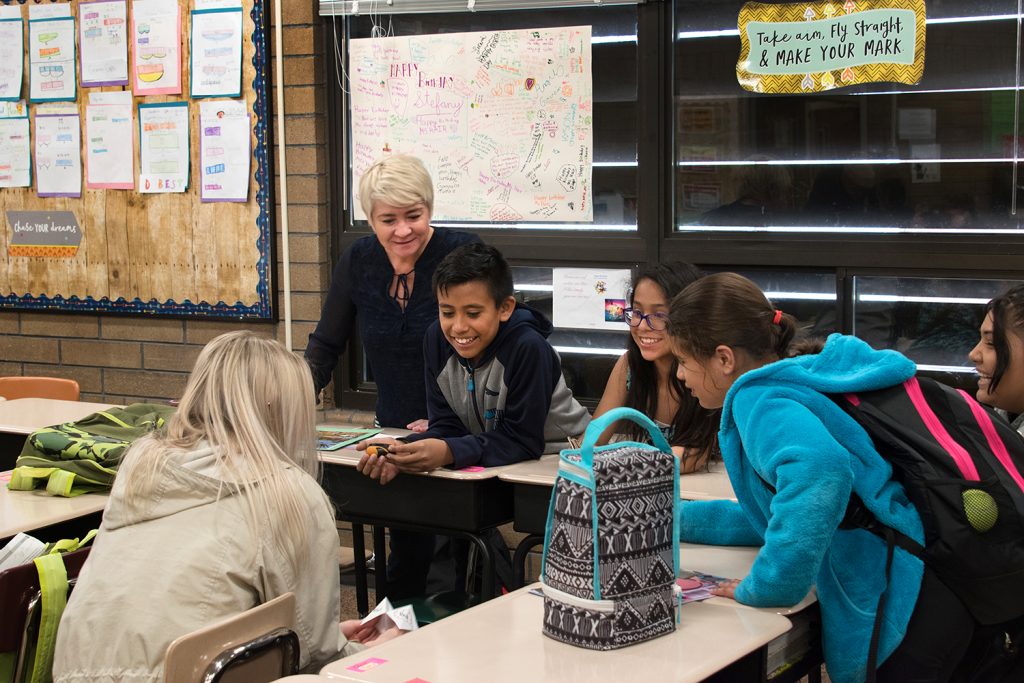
<box><xmin>737</xmin><ymin>0</ymin><xmax>925</xmax><ymax>93</ymax></box>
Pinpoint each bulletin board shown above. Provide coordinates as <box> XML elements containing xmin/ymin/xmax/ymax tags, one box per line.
<box><xmin>0</xmin><ymin>0</ymin><xmax>274</xmax><ymax>320</ymax></box>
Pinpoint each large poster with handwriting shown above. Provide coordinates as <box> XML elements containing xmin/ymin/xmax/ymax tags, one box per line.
<box><xmin>348</xmin><ymin>26</ymin><xmax>593</xmax><ymax>223</ymax></box>
<box><xmin>737</xmin><ymin>0</ymin><xmax>925</xmax><ymax>94</ymax></box>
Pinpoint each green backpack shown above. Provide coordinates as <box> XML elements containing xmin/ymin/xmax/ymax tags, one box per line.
<box><xmin>8</xmin><ymin>404</ymin><xmax>176</xmax><ymax>497</ymax></box>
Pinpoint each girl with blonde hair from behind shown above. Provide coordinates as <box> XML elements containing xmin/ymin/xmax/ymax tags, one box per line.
<box><xmin>54</xmin><ymin>331</ymin><xmax>400</xmax><ymax>683</ymax></box>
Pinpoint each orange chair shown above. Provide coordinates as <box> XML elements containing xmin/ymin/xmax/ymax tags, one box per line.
<box><xmin>0</xmin><ymin>376</ymin><xmax>80</xmax><ymax>401</ymax></box>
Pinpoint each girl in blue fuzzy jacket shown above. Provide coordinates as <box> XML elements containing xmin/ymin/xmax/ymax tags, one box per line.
<box><xmin>668</xmin><ymin>272</ymin><xmax>976</xmax><ymax>683</ymax></box>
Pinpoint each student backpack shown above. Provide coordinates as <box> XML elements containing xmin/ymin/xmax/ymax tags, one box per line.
<box><xmin>830</xmin><ymin>376</ymin><xmax>1024</xmax><ymax>628</ymax></box>
<box><xmin>540</xmin><ymin>407</ymin><xmax>679</xmax><ymax>651</ymax></box>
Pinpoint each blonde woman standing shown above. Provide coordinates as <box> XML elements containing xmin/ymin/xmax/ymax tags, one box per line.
<box><xmin>305</xmin><ymin>155</ymin><xmax>479</xmax><ymax>599</ymax></box>
<box><xmin>53</xmin><ymin>332</ymin><xmax>401</xmax><ymax>681</ymax></box>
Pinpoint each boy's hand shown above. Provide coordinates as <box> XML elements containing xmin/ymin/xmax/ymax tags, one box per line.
<box><xmin>356</xmin><ymin>437</ymin><xmax>401</xmax><ymax>485</ymax></box>
<box><xmin>387</xmin><ymin>438</ymin><xmax>453</xmax><ymax>473</ymax></box>
<box><xmin>406</xmin><ymin>418</ymin><xmax>429</xmax><ymax>433</ymax></box>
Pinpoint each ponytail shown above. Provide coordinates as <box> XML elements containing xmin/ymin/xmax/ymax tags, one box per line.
<box><xmin>669</xmin><ymin>272</ymin><xmax>801</xmax><ymax>363</ymax></box>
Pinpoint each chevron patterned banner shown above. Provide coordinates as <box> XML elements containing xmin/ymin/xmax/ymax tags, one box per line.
<box><xmin>737</xmin><ymin>0</ymin><xmax>926</xmax><ymax>93</ymax></box>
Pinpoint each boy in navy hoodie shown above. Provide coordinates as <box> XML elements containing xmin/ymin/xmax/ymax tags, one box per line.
<box><xmin>357</xmin><ymin>242</ymin><xmax>590</xmax><ymax>483</ymax></box>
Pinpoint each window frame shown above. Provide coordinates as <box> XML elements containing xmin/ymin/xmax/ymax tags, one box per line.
<box><xmin>321</xmin><ymin>0</ymin><xmax>1024</xmax><ymax>412</ymax></box>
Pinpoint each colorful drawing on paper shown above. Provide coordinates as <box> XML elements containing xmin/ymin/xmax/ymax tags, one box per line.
<box><xmin>0</xmin><ymin>101</ymin><xmax>30</xmax><ymax>188</ymax></box>
<box><xmin>35</xmin><ymin>113</ymin><xmax>81</xmax><ymax>198</ymax></box>
<box><xmin>0</xmin><ymin>15</ymin><xmax>24</xmax><ymax>101</ymax></box>
<box><xmin>190</xmin><ymin>8</ymin><xmax>243</xmax><ymax>97</ymax></box>
<box><xmin>736</xmin><ymin>0</ymin><xmax>926</xmax><ymax>94</ymax></box>
<box><xmin>348</xmin><ymin>26</ymin><xmax>594</xmax><ymax>223</ymax></box>
<box><xmin>80</xmin><ymin>0</ymin><xmax>129</xmax><ymax>87</ymax></box>
<box><xmin>131</xmin><ymin>0</ymin><xmax>181</xmax><ymax>95</ymax></box>
<box><xmin>29</xmin><ymin>16</ymin><xmax>76</xmax><ymax>101</ymax></box>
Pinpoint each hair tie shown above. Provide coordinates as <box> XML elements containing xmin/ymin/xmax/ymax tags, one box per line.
<box><xmin>772</xmin><ymin>309</ymin><xmax>784</xmax><ymax>325</ymax></box>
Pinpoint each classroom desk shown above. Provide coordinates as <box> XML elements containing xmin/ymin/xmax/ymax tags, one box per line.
<box><xmin>320</xmin><ymin>583</ymin><xmax>792</xmax><ymax>683</ymax></box>
<box><xmin>0</xmin><ymin>399</ymin><xmax>116</xmax><ymax>471</ymax></box>
<box><xmin>680</xmin><ymin>543</ymin><xmax>817</xmax><ymax>615</ymax></box>
<box><xmin>320</xmin><ymin>432</ymin><xmax>520</xmax><ymax>614</ymax></box>
<box><xmin>0</xmin><ymin>471</ymin><xmax>108</xmax><ymax>543</ymax></box>
<box><xmin>498</xmin><ymin>456</ymin><xmax>736</xmax><ymax>585</ymax></box>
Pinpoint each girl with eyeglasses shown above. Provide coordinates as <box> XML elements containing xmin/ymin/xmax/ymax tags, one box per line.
<box><xmin>592</xmin><ymin>262</ymin><xmax>719</xmax><ymax>472</ymax></box>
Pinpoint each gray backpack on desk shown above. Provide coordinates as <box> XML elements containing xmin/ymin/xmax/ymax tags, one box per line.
<box><xmin>540</xmin><ymin>407</ymin><xmax>679</xmax><ymax>650</ymax></box>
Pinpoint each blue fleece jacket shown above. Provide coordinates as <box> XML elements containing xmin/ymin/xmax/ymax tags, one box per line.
<box><xmin>678</xmin><ymin>334</ymin><xmax>925</xmax><ymax>683</ymax></box>
<box><xmin>405</xmin><ymin>304</ymin><xmax>590</xmax><ymax>468</ymax></box>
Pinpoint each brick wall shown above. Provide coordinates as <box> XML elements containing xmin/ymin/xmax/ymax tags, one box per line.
<box><xmin>0</xmin><ymin>1</ymin><xmax>343</xmax><ymax>410</ymax></box>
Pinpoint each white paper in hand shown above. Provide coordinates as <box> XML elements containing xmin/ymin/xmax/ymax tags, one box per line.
<box><xmin>359</xmin><ymin>597</ymin><xmax>419</xmax><ymax>633</ymax></box>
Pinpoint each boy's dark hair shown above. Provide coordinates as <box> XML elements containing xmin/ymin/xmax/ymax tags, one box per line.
<box><xmin>986</xmin><ymin>284</ymin><xmax>1024</xmax><ymax>394</ymax></box>
<box><xmin>433</xmin><ymin>242</ymin><xmax>514</xmax><ymax>306</ymax></box>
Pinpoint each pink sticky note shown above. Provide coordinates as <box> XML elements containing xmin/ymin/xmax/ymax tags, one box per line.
<box><xmin>404</xmin><ymin>679</ymin><xmax>432</xmax><ymax>683</ymax></box>
<box><xmin>0</xmin><ymin>472</ymin><xmax>11</xmax><ymax>483</ymax></box>
<box><xmin>346</xmin><ymin>657</ymin><xmax>387</xmax><ymax>673</ymax></box>
<box><xmin>459</xmin><ymin>466</ymin><xmax>486</xmax><ymax>472</ymax></box>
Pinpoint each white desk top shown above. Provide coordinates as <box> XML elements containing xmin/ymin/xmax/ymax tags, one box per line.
<box><xmin>318</xmin><ymin>427</ymin><xmax>523</xmax><ymax>481</ymax></box>
<box><xmin>320</xmin><ymin>584</ymin><xmax>790</xmax><ymax>683</ymax></box>
<box><xmin>497</xmin><ymin>454</ymin><xmax>737</xmax><ymax>501</ymax></box>
<box><xmin>681</xmin><ymin>542</ymin><xmax>817</xmax><ymax>615</ymax></box>
<box><xmin>0</xmin><ymin>471</ymin><xmax>108</xmax><ymax>540</ymax></box>
<box><xmin>0</xmin><ymin>398</ymin><xmax>117</xmax><ymax>435</ymax></box>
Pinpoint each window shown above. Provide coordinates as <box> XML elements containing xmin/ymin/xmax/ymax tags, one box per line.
<box><xmin>323</xmin><ymin>1</ymin><xmax>1024</xmax><ymax>412</ymax></box>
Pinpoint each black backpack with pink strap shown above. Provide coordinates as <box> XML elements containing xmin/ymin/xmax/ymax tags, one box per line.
<box><xmin>833</xmin><ymin>375</ymin><xmax>1024</xmax><ymax>627</ymax></box>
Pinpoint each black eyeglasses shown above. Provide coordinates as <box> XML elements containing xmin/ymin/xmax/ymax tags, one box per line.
<box><xmin>623</xmin><ymin>308</ymin><xmax>669</xmax><ymax>331</ymax></box>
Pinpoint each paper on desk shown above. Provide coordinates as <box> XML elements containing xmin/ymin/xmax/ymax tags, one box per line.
<box><xmin>0</xmin><ymin>532</ymin><xmax>46</xmax><ymax>572</ymax></box>
<box><xmin>359</xmin><ymin>597</ymin><xmax>419</xmax><ymax>633</ymax></box>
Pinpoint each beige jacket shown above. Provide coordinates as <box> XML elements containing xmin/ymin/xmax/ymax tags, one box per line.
<box><xmin>52</xmin><ymin>446</ymin><xmax>360</xmax><ymax>682</ymax></box>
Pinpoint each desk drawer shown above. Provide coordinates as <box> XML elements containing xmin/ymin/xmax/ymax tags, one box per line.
<box><xmin>512</xmin><ymin>482</ymin><xmax>553</xmax><ymax>536</ymax></box>
<box><xmin>324</xmin><ymin>465</ymin><xmax>513</xmax><ymax>531</ymax></box>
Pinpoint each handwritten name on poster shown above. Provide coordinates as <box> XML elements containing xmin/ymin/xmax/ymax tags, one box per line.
<box><xmin>737</xmin><ymin>0</ymin><xmax>925</xmax><ymax>93</ymax></box>
<box><xmin>348</xmin><ymin>25</ymin><xmax>594</xmax><ymax>223</ymax></box>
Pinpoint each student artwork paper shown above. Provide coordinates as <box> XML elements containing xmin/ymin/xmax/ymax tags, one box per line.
<box><xmin>348</xmin><ymin>25</ymin><xmax>594</xmax><ymax>222</ymax></box>
<box><xmin>359</xmin><ymin>598</ymin><xmax>419</xmax><ymax>634</ymax></box>
<box><xmin>35</xmin><ymin>112</ymin><xmax>81</xmax><ymax>197</ymax></box>
<box><xmin>139</xmin><ymin>102</ymin><xmax>188</xmax><ymax>193</ymax></box>
<box><xmin>199</xmin><ymin>99</ymin><xmax>250</xmax><ymax>201</ymax></box>
<box><xmin>0</xmin><ymin>8</ymin><xmax>24</xmax><ymax>102</ymax></box>
<box><xmin>79</xmin><ymin>0</ymin><xmax>129</xmax><ymax>87</ymax></box>
<box><xmin>0</xmin><ymin>101</ymin><xmax>30</xmax><ymax>188</ymax></box>
<box><xmin>131</xmin><ymin>0</ymin><xmax>181</xmax><ymax>96</ymax></box>
<box><xmin>28</xmin><ymin>7</ymin><xmax>76</xmax><ymax>102</ymax></box>
<box><xmin>190</xmin><ymin>7</ymin><xmax>243</xmax><ymax>98</ymax></box>
<box><xmin>86</xmin><ymin>92</ymin><xmax>134</xmax><ymax>189</ymax></box>
<box><xmin>552</xmin><ymin>267</ymin><xmax>632</xmax><ymax>331</ymax></box>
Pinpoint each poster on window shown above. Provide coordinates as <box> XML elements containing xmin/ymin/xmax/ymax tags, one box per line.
<box><xmin>736</xmin><ymin>0</ymin><xmax>925</xmax><ymax>94</ymax></box>
<box><xmin>552</xmin><ymin>268</ymin><xmax>631</xmax><ymax>331</ymax></box>
<box><xmin>348</xmin><ymin>26</ymin><xmax>593</xmax><ymax>223</ymax></box>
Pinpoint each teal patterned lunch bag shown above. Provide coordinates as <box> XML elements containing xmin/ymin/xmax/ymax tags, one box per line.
<box><xmin>540</xmin><ymin>407</ymin><xmax>680</xmax><ymax>650</ymax></box>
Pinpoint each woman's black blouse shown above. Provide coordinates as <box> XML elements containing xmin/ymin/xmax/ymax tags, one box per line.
<box><xmin>304</xmin><ymin>228</ymin><xmax>480</xmax><ymax>428</ymax></box>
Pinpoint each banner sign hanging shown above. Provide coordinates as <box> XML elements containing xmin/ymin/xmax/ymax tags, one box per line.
<box><xmin>736</xmin><ymin>0</ymin><xmax>926</xmax><ymax>93</ymax></box>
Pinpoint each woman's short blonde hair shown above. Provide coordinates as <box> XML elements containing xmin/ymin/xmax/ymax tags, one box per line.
<box><xmin>119</xmin><ymin>331</ymin><xmax>320</xmax><ymax>570</ymax></box>
<box><xmin>359</xmin><ymin>155</ymin><xmax>434</xmax><ymax>219</ymax></box>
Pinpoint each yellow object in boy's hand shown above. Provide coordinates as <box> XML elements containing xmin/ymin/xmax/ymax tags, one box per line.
<box><xmin>365</xmin><ymin>445</ymin><xmax>390</xmax><ymax>458</ymax></box>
